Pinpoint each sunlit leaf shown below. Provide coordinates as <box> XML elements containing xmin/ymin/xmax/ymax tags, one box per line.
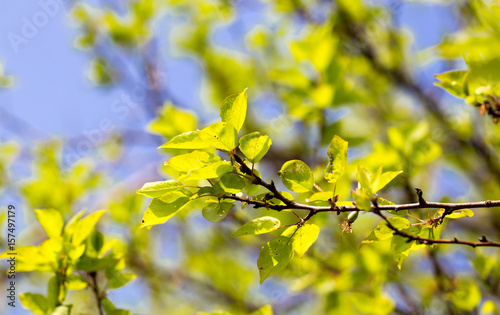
<box><xmin>278</xmin><ymin>160</ymin><xmax>314</xmax><ymax>193</ymax></box>
<box><xmin>19</xmin><ymin>293</ymin><xmax>47</xmax><ymax>315</ymax></box>
<box><xmin>257</xmin><ymin>236</ymin><xmax>294</xmax><ymax>284</ymax></box>
<box><xmin>352</xmin><ymin>188</ymin><xmax>371</xmax><ymax>211</ymax></box>
<box><xmin>182</xmin><ymin>161</ymin><xmax>234</xmax><ymax>181</ymax></box>
<box><xmin>220</xmin><ymin>88</ymin><xmax>247</xmax><ymax>133</ymax></box>
<box><xmin>141</xmin><ymin>190</ymin><xmax>192</xmax><ymax>228</ymax></box>
<box><xmin>230</xmin><ymin>216</ymin><xmax>281</xmax><ymax>238</ymax></box>
<box><xmin>324</xmin><ymin>135</ymin><xmax>348</xmax><ymax>185</ymax></box>
<box><xmin>166</xmin><ymin>151</ymin><xmax>221</xmax><ymax>173</ymax></box>
<box><xmin>34</xmin><ymin>209</ymin><xmax>64</xmax><ymax>239</ymax></box>
<box><xmin>136</xmin><ymin>180</ymin><xmax>183</xmax><ymax>198</ymax></box>
<box><xmin>71</xmin><ymin>210</ymin><xmax>106</xmax><ymax>245</ymax></box>
<box><xmin>239</xmin><ymin>132</ymin><xmax>272</xmax><ymax>163</ymax></box>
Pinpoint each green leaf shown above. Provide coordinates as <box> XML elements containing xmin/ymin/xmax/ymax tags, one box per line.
<box><xmin>215</xmin><ymin>173</ymin><xmax>246</xmax><ymax>194</ymax></box>
<box><xmin>202</xmin><ymin>202</ymin><xmax>234</xmax><ymax>222</ymax></box>
<box><xmin>257</xmin><ymin>236</ymin><xmax>294</xmax><ymax>284</ymax></box>
<box><xmin>101</xmin><ymin>297</ymin><xmax>131</xmax><ymax>315</ymax></box>
<box><xmin>391</xmin><ymin>226</ymin><xmax>422</xmax><ymax>269</ymax></box>
<box><xmin>182</xmin><ymin>161</ymin><xmax>234</xmax><ymax>181</ymax></box>
<box><xmin>239</xmin><ymin>132</ymin><xmax>272</xmax><ymax>163</ymax></box>
<box><xmin>244</xmin><ymin>169</ymin><xmax>261</xmax><ymax>195</ymax></box>
<box><xmin>230</xmin><ymin>216</ymin><xmax>281</xmax><ymax>238</ymax></box>
<box><xmin>290</xmin><ymin>224</ymin><xmax>320</xmax><ymax>257</ymax></box>
<box><xmin>372</xmin><ymin>167</ymin><xmax>403</xmax><ymax>194</ymax></box>
<box><xmin>200</xmin><ymin>122</ymin><xmax>239</xmax><ymax>151</ymax></box>
<box><xmin>72</xmin><ymin>210</ymin><xmax>106</xmax><ymax>245</ymax></box>
<box><xmin>434</xmin><ymin>70</ymin><xmax>469</xmax><ymax>98</ymax></box>
<box><xmin>166</xmin><ymin>150</ymin><xmax>221</xmax><ymax>173</ymax></box>
<box><xmin>220</xmin><ymin>88</ymin><xmax>248</xmax><ymax>133</ymax></box>
<box><xmin>307</xmin><ymin>191</ymin><xmax>334</xmax><ymax>203</ymax></box>
<box><xmin>76</xmin><ymin>254</ymin><xmax>119</xmax><ymax>271</ymax></box>
<box><xmin>435</xmin><ymin>208</ymin><xmax>474</xmax><ymax>219</ymax></box>
<box><xmin>324</xmin><ymin>135</ymin><xmax>348</xmax><ymax>185</ymax></box>
<box><xmin>356</xmin><ymin>165</ymin><xmax>372</xmax><ymax>195</ymax></box>
<box><xmin>362</xmin><ymin>217</ymin><xmax>411</xmax><ymax>244</ymax></box>
<box><xmin>352</xmin><ymin>188</ymin><xmax>371</xmax><ymax>211</ymax></box>
<box><xmin>278</xmin><ymin>160</ymin><xmax>314</xmax><ymax>193</ymax></box>
<box><xmin>107</xmin><ymin>271</ymin><xmax>137</xmax><ymax>289</ymax></box>
<box><xmin>158</xmin><ymin>131</ymin><xmax>210</xmax><ymax>150</ymax></box>
<box><xmin>34</xmin><ymin>209</ymin><xmax>64</xmax><ymax>239</ymax></box>
<box><xmin>136</xmin><ymin>180</ymin><xmax>183</xmax><ymax>198</ymax></box>
<box><xmin>19</xmin><ymin>293</ymin><xmax>48</xmax><ymax>315</ymax></box>
<box><xmin>141</xmin><ymin>190</ymin><xmax>192</xmax><ymax>228</ymax></box>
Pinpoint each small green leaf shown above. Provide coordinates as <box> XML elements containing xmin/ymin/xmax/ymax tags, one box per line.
<box><xmin>140</xmin><ymin>190</ymin><xmax>192</xmax><ymax>228</ymax></box>
<box><xmin>352</xmin><ymin>188</ymin><xmax>371</xmax><ymax>211</ymax></box>
<box><xmin>220</xmin><ymin>88</ymin><xmax>248</xmax><ymax>133</ymax></box>
<box><xmin>391</xmin><ymin>226</ymin><xmax>422</xmax><ymax>269</ymax></box>
<box><xmin>158</xmin><ymin>131</ymin><xmax>210</xmax><ymax>149</ymax></box>
<box><xmin>34</xmin><ymin>209</ymin><xmax>63</xmax><ymax>239</ymax></box>
<box><xmin>362</xmin><ymin>217</ymin><xmax>411</xmax><ymax>244</ymax></box>
<box><xmin>257</xmin><ymin>236</ymin><xmax>294</xmax><ymax>284</ymax></box>
<box><xmin>239</xmin><ymin>132</ymin><xmax>272</xmax><ymax>163</ymax></box>
<box><xmin>356</xmin><ymin>165</ymin><xmax>372</xmax><ymax>195</ymax></box>
<box><xmin>136</xmin><ymin>180</ymin><xmax>183</xmax><ymax>198</ymax></box>
<box><xmin>182</xmin><ymin>161</ymin><xmax>234</xmax><ymax>181</ymax></box>
<box><xmin>166</xmin><ymin>150</ymin><xmax>221</xmax><ymax>173</ymax></box>
<box><xmin>372</xmin><ymin>166</ymin><xmax>403</xmax><ymax>193</ymax></box>
<box><xmin>72</xmin><ymin>210</ymin><xmax>106</xmax><ymax>245</ymax></box>
<box><xmin>230</xmin><ymin>216</ymin><xmax>281</xmax><ymax>238</ymax></box>
<box><xmin>107</xmin><ymin>271</ymin><xmax>137</xmax><ymax>289</ymax></box>
<box><xmin>324</xmin><ymin>135</ymin><xmax>348</xmax><ymax>185</ymax></box>
<box><xmin>19</xmin><ymin>293</ymin><xmax>48</xmax><ymax>315</ymax></box>
<box><xmin>278</xmin><ymin>160</ymin><xmax>314</xmax><ymax>193</ymax></box>
<box><xmin>202</xmin><ymin>202</ymin><xmax>234</xmax><ymax>222</ymax></box>
<box><xmin>215</xmin><ymin>173</ymin><xmax>246</xmax><ymax>194</ymax></box>
<box><xmin>200</xmin><ymin>122</ymin><xmax>239</xmax><ymax>151</ymax></box>
<box><xmin>434</xmin><ymin>70</ymin><xmax>469</xmax><ymax>98</ymax></box>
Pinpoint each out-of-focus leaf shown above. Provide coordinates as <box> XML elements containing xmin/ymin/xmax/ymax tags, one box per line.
<box><xmin>34</xmin><ymin>209</ymin><xmax>64</xmax><ymax>239</ymax></box>
<box><xmin>324</xmin><ymin>135</ymin><xmax>348</xmax><ymax>185</ymax></box>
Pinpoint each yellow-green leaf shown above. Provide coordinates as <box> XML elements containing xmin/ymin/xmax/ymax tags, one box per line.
<box><xmin>181</xmin><ymin>161</ymin><xmax>234</xmax><ymax>181</ymax></box>
<box><xmin>257</xmin><ymin>236</ymin><xmax>294</xmax><ymax>284</ymax></box>
<box><xmin>278</xmin><ymin>160</ymin><xmax>314</xmax><ymax>193</ymax></box>
<box><xmin>220</xmin><ymin>88</ymin><xmax>248</xmax><ymax>133</ymax></box>
<box><xmin>166</xmin><ymin>150</ymin><xmax>221</xmax><ymax>173</ymax></box>
<box><xmin>239</xmin><ymin>132</ymin><xmax>272</xmax><ymax>163</ymax></box>
<box><xmin>324</xmin><ymin>135</ymin><xmax>348</xmax><ymax>185</ymax></box>
<box><xmin>141</xmin><ymin>190</ymin><xmax>192</xmax><ymax>228</ymax></box>
<box><xmin>352</xmin><ymin>188</ymin><xmax>371</xmax><ymax>211</ymax></box>
<box><xmin>19</xmin><ymin>293</ymin><xmax>47</xmax><ymax>315</ymax></box>
<box><xmin>72</xmin><ymin>210</ymin><xmax>106</xmax><ymax>245</ymax></box>
<box><xmin>291</xmin><ymin>224</ymin><xmax>320</xmax><ymax>257</ymax></box>
<box><xmin>230</xmin><ymin>216</ymin><xmax>281</xmax><ymax>238</ymax></box>
<box><xmin>136</xmin><ymin>180</ymin><xmax>183</xmax><ymax>198</ymax></box>
<box><xmin>34</xmin><ymin>209</ymin><xmax>63</xmax><ymax>239</ymax></box>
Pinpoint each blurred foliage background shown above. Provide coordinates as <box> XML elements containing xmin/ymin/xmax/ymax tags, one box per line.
<box><xmin>2</xmin><ymin>0</ymin><xmax>500</xmax><ymax>314</ymax></box>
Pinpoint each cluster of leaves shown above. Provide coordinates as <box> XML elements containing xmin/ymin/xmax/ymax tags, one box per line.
<box><xmin>137</xmin><ymin>89</ymin><xmax>461</xmax><ymax>283</ymax></box>
<box><xmin>0</xmin><ymin>209</ymin><xmax>134</xmax><ymax>315</ymax></box>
